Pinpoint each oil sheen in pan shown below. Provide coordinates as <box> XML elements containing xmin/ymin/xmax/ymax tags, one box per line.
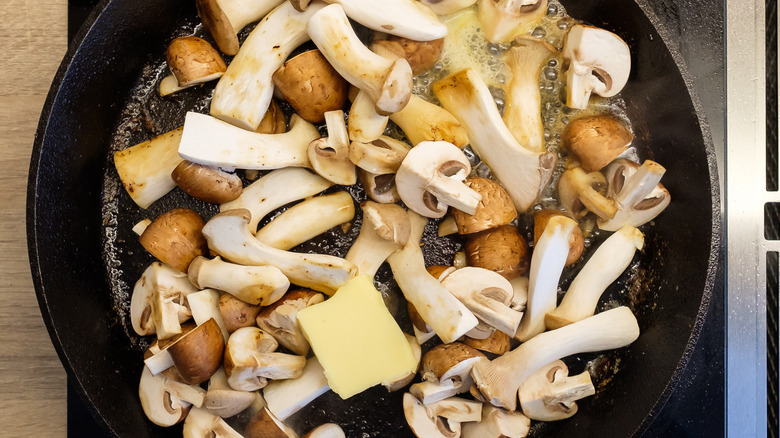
<box><xmin>98</xmin><ymin>2</ymin><xmax>662</xmax><ymax>435</ymax></box>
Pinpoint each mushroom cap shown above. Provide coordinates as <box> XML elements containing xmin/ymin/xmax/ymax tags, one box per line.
<box><xmin>533</xmin><ymin>209</ymin><xmax>584</xmax><ymax>266</ymax></box>
<box><xmin>272</xmin><ymin>49</ymin><xmax>349</xmax><ymax>124</ymax></box>
<box><xmin>452</xmin><ymin>177</ymin><xmax>517</xmax><ymax>234</ymax></box>
<box><xmin>172</xmin><ymin>161</ymin><xmax>243</xmax><ymax>204</ymax></box>
<box><xmin>218</xmin><ymin>292</ymin><xmax>261</xmax><ymax>333</ymax></box>
<box><xmin>359</xmin><ymin>170</ymin><xmax>400</xmax><ymax>204</ymax></box>
<box><xmin>195</xmin><ymin>0</ymin><xmax>239</xmax><ymax>55</ymax></box>
<box><xmin>256</xmin><ymin>99</ymin><xmax>287</xmax><ymax>134</ymax></box>
<box><xmin>255</xmin><ymin>288</ymin><xmax>324</xmax><ymax>355</ymax></box>
<box><xmin>362</xmin><ymin>201</ymin><xmax>412</xmax><ymax>245</ymax></box>
<box><xmin>421</xmin><ymin>342</ymin><xmax>485</xmax><ymax>383</ymax></box>
<box><xmin>465</xmin><ymin>225</ymin><xmax>530</xmax><ymax>280</ymax></box>
<box><xmin>562</xmin><ymin>115</ymin><xmax>633</xmax><ymax>172</ymax></box>
<box><xmin>403</xmin><ymin>393</ymin><xmax>458</xmax><ymax>438</ymax></box>
<box><xmin>138</xmin><ymin>366</ymin><xmax>192</xmax><ymax>427</ymax></box>
<box><xmin>599</xmin><ymin>159</ymin><xmax>671</xmax><ymax>230</ymax></box>
<box><xmin>167</xmin><ymin>318</ymin><xmax>225</xmax><ymax>385</ymax></box>
<box><xmin>464</xmin><ymin>328</ymin><xmax>512</xmax><ymax>355</ymax></box>
<box><xmin>371</xmin><ymin>37</ymin><xmax>444</xmax><ymax>76</ymax></box>
<box><xmin>166</xmin><ymin>36</ymin><xmax>226</xmax><ymax>87</ymax></box>
<box><xmin>139</xmin><ymin>208</ymin><xmax>207</xmax><ymax>273</ymax></box>
<box><xmin>245</xmin><ymin>407</ymin><xmax>297</xmax><ymax>438</ymax></box>
<box><xmin>203</xmin><ymin>388</ymin><xmax>257</xmax><ymax>418</ymax></box>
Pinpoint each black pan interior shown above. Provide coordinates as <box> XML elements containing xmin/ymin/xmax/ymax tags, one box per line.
<box><xmin>27</xmin><ymin>0</ymin><xmax>720</xmax><ymax>436</ymax></box>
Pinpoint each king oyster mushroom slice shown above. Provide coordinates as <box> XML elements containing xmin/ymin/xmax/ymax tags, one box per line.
<box><xmin>433</xmin><ymin>68</ymin><xmax>557</xmax><ymax>212</ymax></box>
<box><xmin>113</xmin><ymin>127</ymin><xmax>184</xmax><ymax>209</ymax></box>
<box><xmin>404</xmin><ymin>393</ymin><xmax>481</xmax><ymax>438</ymax></box>
<box><xmin>349</xmin><ymin>136</ymin><xmax>410</xmax><ymax>175</ymax></box>
<box><xmin>221</xmin><ymin>167</ymin><xmax>333</xmax><ymax>233</ymax></box>
<box><xmin>479</xmin><ymin>0</ymin><xmax>548</xmax><ymax>44</ymax></box>
<box><xmin>461</xmin><ymin>404</ymin><xmax>531</xmax><ymax>438</ymax></box>
<box><xmin>387</xmin><ymin>211</ymin><xmax>479</xmax><ymax>343</ymax></box>
<box><xmin>130</xmin><ymin>262</ymin><xmax>197</xmax><ymax>340</ymax></box>
<box><xmin>517</xmin><ymin>359</ymin><xmax>595</xmax><ymax>421</ymax></box>
<box><xmin>308</xmin><ymin>110</ymin><xmax>357</xmax><ymax>185</ymax></box>
<box><xmin>172</xmin><ymin>161</ymin><xmax>243</xmax><ymax>204</ymax></box>
<box><xmin>441</xmin><ymin>267</ymin><xmax>523</xmax><ymax>336</ymax></box>
<box><xmin>263</xmin><ymin>357</ymin><xmax>330</xmax><ymax>421</ymax></box>
<box><xmin>159</xmin><ymin>36</ymin><xmax>226</xmax><ymax>97</ymax></box>
<box><xmin>472</xmin><ymin>306</ymin><xmax>640</xmax><ymax>410</ymax></box>
<box><xmin>359</xmin><ymin>169</ymin><xmax>401</xmax><ymax>204</ymax></box>
<box><xmin>204</xmin><ymin>367</ymin><xmax>258</xmax><ymax>418</ymax></box>
<box><xmin>256</xmin><ymin>289</ymin><xmax>325</xmax><ymax>356</ymax></box>
<box><xmin>245</xmin><ymin>407</ymin><xmax>298</xmax><ymax>438</ymax></box>
<box><xmin>411</xmin><ymin>343</ymin><xmax>485</xmax><ymax>405</ymax></box>
<box><xmin>503</xmin><ymin>36</ymin><xmax>557</xmax><ymax>153</ymax></box>
<box><xmin>514</xmin><ymin>215</ymin><xmax>578</xmax><ymax>342</ymax></box>
<box><xmin>546</xmin><ymin>225</ymin><xmax>644</xmax><ymax>329</ymax></box>
<box><xmin>219</xmin><ymin>293</ymin><xmax>261</xmax><ymax>333</ymax></box>
<box><xmin>558</xmin><ymin>167</ymin><xmax>618</xmax><ymax>221</ymax></box>
<box><xmin>562</xmin><ymin>24</ymin><xmax>631</xmax><ymax>110</ymax></box>
<box><xmin>183</xmin><ymin>406</ymin><xmax>244</xmax><ymax>438</ymax></box>
<box><xmin>420</xmin><ymin>0</ymin><xmax>478</xmax><ymax>16</ymax></box>
<box><xmin>178</xmin><ymin>112</ymin><xmax>320</xmax><ymax>170</ymax></box>
<box><xmin>189</xmin><ymin>256</ymin><xmax>290</xmax><ymax>306</ymax></box>
<box><xmin>210</xmin><ymin>1</ymin><xmax>325</xmax><ymax>130</ymax></box>
<box><xmin>347</xmin><ymin>88</ymin><xmax>389</xmax><ymax>143</ymax></box>
<box><xmin>139</xmin><ymin>366</ymin><xmax>206</xmax><ymax>427</ymax></box>
<box><xmin>304</xmin><ymin>423</ymin><xmax>346</xmax><ymax>438</ymax></box>
<box><xmin>203</xmin><ymin>209</ymin><xmax>357</xmax><ymax>295</ymax></box>
<box><xmin>308</xmin><ymin>4</ymin><xmax>413</xmax><ymax>116</ymax></box>
<box><xmin>255</xmin><ymin>192</ymin><xmax>356</xmax><ymax>250</ymax></box>
<box><xmin>396</xmin><ymin>140</ymin><xmax>482</xmax><ymax>218</ymax></box>
<box><xmin>384</xmin><ymin>333</ymin><xmax>424</xmax><ymax>392</ymax></box>
<box><xmin>562</xmin><ymin>114</ymin><xmax>634</xmax><ymax>173</ymax></box>
<box><xmin>314</xmin><ymin>0</ymin><xmax>446</xmax><ymax>41</ymax></box>
<box><xmin>345</xmin><ymin>201</ymin><xmax>411</xmax><ymax>279</ymax></box>
<box><xmin>187</xmin><ymin>288</ymin><xmax>231</xmax><ymax>342</ymax></box>
<box><xmin>196</xmin><ymin>0</ymin><xmax>284</xmax><ymax>55</ymax></box>
<box><xmin>451</xmin><ymin>177</ymin><xmax>517</xmax><ymax>235</ymax></box>
<box><xmin>224</xmin><ymin>327</ymin><xmax>306</xmax><ymax>391</ymax></box>
<box><xmin>598</xmin><ymin>159</ymin><xmax>671</xmax><ymax>231</ymax></box>
<box><xmin>388</xmin><ymin>95</ymin><xmax>469</xmax><ymax>148</ymax></box>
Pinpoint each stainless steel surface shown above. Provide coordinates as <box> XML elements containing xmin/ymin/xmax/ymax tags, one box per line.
<box><xmin>727</xmin><ymin>0</ymin><xmax>769</xmax><ymax>436</ymax></box>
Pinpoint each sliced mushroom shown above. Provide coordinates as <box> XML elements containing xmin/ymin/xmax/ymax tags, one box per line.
<box><xmin>558</xmin><ymin>167</ymin><xmax>618</xmax><ymax>220</ymax></box>
<box><xmin>272</xmin><ymin>49</ymin><xmax>349</xmax><ymax>124</ymax></box>
<box><xmin>472</xmin><ymin>306</ymin><xmax>640</xmax><ymax>410</ymax></box>
<box><xmin>204</xmin><ymin>367</ymin><xmax>258</xmax><ymax>418</ymax></box>
<box><xmin>308</xmin><ymin>110</ymin><xmax>357</xmax><ymax>185</ymax></box>
<box><xmin>388</xmin><ymin>95</ymin><xmax>469</xmax><ymax>147</ymax></box>
<box><xmin>411</xmin><ymin>342</ymin><xmax>485</xmax><ymax>404</ymax></box>
<box><xmin>256</xmin><ymin>289</ymin><xmax>324</xmax><ymax>356</ymax></box>
<box><xmin>503</xmin><ymin>36</ymin><xmax>557</xmax><ymax>153</ymax></box>
<box><xmin>371</xmin><ymin>36</ymin><xmax>444</xmax><ymax>76</ymax></box>
<box><xmin>178</xmin><ymin>112</ymin><xmax>320</xmax><ymax>170</ymax></box>
<box><xmin>452</xmin><ymin>177</ymin><xmax>517</xmax><ymax>234</ymax></box>
<box><xmin>139</xmin><ymin>366</ymin><xmax>205</xmax><ymax>427</ymax></box>
<box><xmin>461</xmin><ymin>404</ymin><xmax>530</xmax><ymax>438</ymax></box>
<box><xmin>533</xmin><ymin>209</ymin><xmax>584</xmax><ymax>266</ymax></box>
<box><xmin>187</xmin><ymin>288</ymin><xmax>230</xmax><ymax>342</ymax></box>
<box><xmin>517</xmin><ymin>359</ymin><xmax>595</xmax><ymax>421</ymax></box>
<box><xmin>478</xmin><ymin>0</ymin><xmax>548</xmax><ymax>44</ymax></box>
<box><xmin>345</xmin><ymin>201</ymin><xmax>411</xmax><ymax>278</ymax></box>
<box><xmin>255</xmin><ymin>192</ymin><xmax>356</xmax><ymax>250</ymax></box>
<box><xmin>183</xmin><ymin>406</ymin><xmax>244</xmax><ymax>438</ymax></box>
<box><xmin>245</xmin><ymin>407</ymin><xmax>298</xmax><ymax>438</ymax></box>
<box><xmin>189</xmin><ymin>256</ymin><xmax>289</xmax><ymax>306</ymax></box>
<box><xmin>196</xmin><ymin>0</ymin><xmax>283</xmax><ymax>55</ymax></box>
<box><xmin>403</xmin><ymin>392</ymin><xmax>462</xmax><ymax>438</ymax></box>
<box><xmin>263</xmin><ymin>357</ymin><xmax>330</xmax><ymax>421</ymax></box>
<box><xmin>113</xmin><ymin>127</ymin><xmax>184</xmax><ymax>209</ymax></box>
<box><xmin>396</xmin><ymin>141</ymin><xmax>482</xmax><ymax>218</ymax></box>
<box><xmin>304</xmin><ymin>424</ymin><xmax>345</xmax><ymax>438</ymax></box>
<box><xmin>172</xmin><ymin>161</ymin><xmax>242</xmax><ymax>204</ymax></box>
<box><xmin>308</xmin><ymin>4</ymin><xmax>413</xmax><ymax>115</ymax></box>
<box><xmin>323</xmin><ymin>0</ymin><xmax>447</xmax><ymax>41</ymax></box>
<box><xmin>598</xmin><ymin>159</ymin><xmax>671</xmax><ymax>231</ymax></box>
<box><xmin>359</xmin><ymin>170</ymin><xmax>401</xmax><ymax>204</ymax></box>
<box><xmin>130</xmin><ymin>262</ymin><xmax>196</xmax><ymax>339</ymax></box>
<box><xmin>347</xmin><ymin>88</ymin><xmax>389</xmax><ymax>143</ymax></box>
<box><xmin>464</xmin><ymin>320</ymin><xmax>496</xmax><ymax>341</ymax></box>
<box><xmin>433</xmin><ymin>69</ymin><xmax>557</xmax><ymax>212</ymax></box>
<box><xmin>562</xmin><ymin>24</ymin><xmax>631</xmax><ymax>109</ymax></box>
<box><xmin>219</xmin><ymin>293</ymin><xmax>262</xmax><ymax>333</ymax></box>
<box><xmin>464</xmin><ymin>328</ymin><xmax>511</xmax><ymax>355</ymax></box>
<box><xmin>224</xmin><ymin>327</ymin><xmax>306</xmax><ymax>391</ymax></box>
<box><xmin>562</xmin><ymin>114</ymin><xmax>633</xmax><ymax>172</ymax></box>
<box><xmin>546</xmin><ymin>225</ymin><xmax>644</xmax><ymax>329</ymax></box>
<box><xmin>349</xmin><ymin>136</ymin><xmax>410</xmax><ymax>174</ymax></box>
<box><xmin>465</xmin><ymin>225</ymin><xmax>530</xmax><ymax>280</ymax></box>
<box><xmin>160</xmin><ymin>36</ymin><xmax>226</xmax><ymax>97</ymax></box>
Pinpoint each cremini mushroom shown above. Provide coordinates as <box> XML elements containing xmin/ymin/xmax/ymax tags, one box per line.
<box><xmin>256</xmin><ymin>289</ymin><xmax>325</xmax><ymax>356</ymax></box>
<box><xmin>195</xmin><ymin>0</ymin><xmax>283</xmax><ymax>55</ymax></box>
<box><xmin>263</xmin><ymin>357</ymin><xmax>330</xmax><ymax>421</ymax></box>
<box><xmin>514</xmin><ymin>215</ymin><xmax>577</xmax><ymax>342</ymax></box>
<box><xmin>307</xmin><ymin>4</ymin><xmax>413</xmax><ymax>115</ymax></box>
<box><xmin>471</xmin><ymin>306</ymin><xmax>640</xmax><ymax>410</ymax></box>
<box><xmin>562</xmin><ymin>114</ymin><xmax>633</xmax><ymax>172</ymax></box>
<box><xmin>478</xmin><ymin>0</ymin><xmax>548</xmax><ymax>44</ymax></box>
<box><xmin>371</xmin><ymin>36</ymin><xmax>444</xmax><ymax>76</ymax></box>
<box><xmin>183</xmin><ymin>406</ymin><xmax>244</xmax><ymax>438</ymax></box>
<box><xmin>244</xmin><ymin>407</ymin><xmax>297</xmax><ymax>438</ymax></box>
<box><xmin>349</xmin><ymin>136</ymin><xmax>410</xmax><ymax>175</ymax></box>
<box><xmin>130</xmin><ymin>262</ymin><xmax>197</xmax><ymax>340</ymax></box>
<box><xmin>396</xmin><ymin>140</ymin><xmax>482</xmax><ymax>218</ymax></box>
<box><xmin>138</xmin><ymin>366</ymin><xmax>205</xmax><ymax>427</ymax></box>
<box><xmin>308</xmin><ymin>110</ymin><xmax>357</xmax><ymax>185</ymax></box>
<box><xmin>598</xmin><ymin>159</ymin><xmax>671</xmax><ymax>231</ymax></box>
<box><xmin>139</xmin><ymin>208</ymin><xmax>207</xmax><ymax>273</ymax></box>
<box><xmin>171</xmin><ymin>161</ymin><xmax>243</xmax><ymax>204</ymax></box>
<box><xmin>388</xmin><ymin>95</ymin><xmax>469</xmax><ymax>148</ymax></box>
<box><xmin>434</xmin><ymin>69</ymin><xmax>557</xmax><ymax>212</ymax></box>
<box><xmin>203</xmin><ymin>209</ymin><xmax>357</xmax><ymax>295</ymax></box>
<box><xmin>188</xmin><ymin>256</ymin><xmax>290</xmax><ymax>306</ymax></box>
<box><xmin>562</xmin><ymin>24</ymin><xmax>631</xmax><ymax>109</ymax></box>
<box><xmin>159</xmin><ymin>36</ymin><xmax>226</xmax><ymax>97</ymax></box>
<box><xmin>210</xmin><ymin>1</ymin><xmax>325</xmax><ymax>130</ymax></box>
<box><xmin>187</xmin><ymin>289</ymin><xmax>230</xmax><ymax>342</ymax></box>
<box><xmin>460</xmin><ymin>404</ymin><xmax>531</xmax><ymax>438</ymax></box>
<box><xmin>452</xmin><ymin>177</ymin><xmax>517</xmax><ymax>234</ymax></box>
<box><xmin>347</xmin><ymin>88</ymin><xmax>389</xmax><ymax>143</ymax></box>
<box><xmin>203</xmin><ymin>367</ymin><xmax>258</xmax><ymax>418</ymax></box>
<box><xmin>533</xmin><ymin>209</ymin><xmax>584</xmax><ymax>266</ymax></box>
<box><xmin>165</xmin><ymin>318</ymin><xmax>225</xmax><ymax>385</ymax></box>
<box><xmin>224</xmin><ymin>327</ymin><xmax>306</xmax><ymax>391</ymax></box>
<box><xmin>558</xmin><ymin>167</ymin><xmax>618</xmax><ymax>220</ymax></box>
<box><xmin>178</xmin><ymin>112</ymin><xmax>320</xmax><ymax>170</ymax></box>
<box><xmin>272</xmin><ymin>49</ymin><xmax>349</xmax><ymax>123</ymax></box>
<box><xmin>255</xmin><ymin>192</ymin><xmax>356</xmax><ymax>250</ymax></box>
<box><xmin>503</xmin><ymin>36</ymin><xmax>557</xmax><ymax>153</ymax></box>
<box><xmin>546</xmin><ymin>225</ymin><xmax>644</xmax><ymax>329</ymax></box>
<box><xmin>345</xmin><ymin>201</ymin><xmax>411</xmax><ymax>278</ymax></box>
<box><xmin>304</xmin><ymin>423</ymin><xmax>346</xmax><ymax>438</ymax></box>
<box><xmin>318</xmin><ymin>0</ymin><xmax>447</xmax><ymax>41</ymax></box>
<box><xmin>410</xmin><ymin>342</ymin><xmax>485</xmax><ymax>404</ymax></box>
<box><xmin>359</xmin><ymin>170</ymin><xmax>401</xmax><ymax>204</ymax></box>
<box><xmin>464</xmin><ymin>329</ymin><xmax>511</xmax><ymax>355</ymax></box>
<box><xmin>113</xmin><ymin>127</ymin><xmax>184</xmax><ymax>209</ymax></box>
<box><xmin>517</xmin><ymin>359</ymin><xmax>595</xmax><ymax>421</ymax></box>
<box><xmin>465</xmin><ymin>225</ymin><xmax>530</xmax><ymax>280</ymax></box>
<box><xmin>218</xmin><ymin>293</ymin><xmax>261</xmax><ymax>333</ymax></box>
<box><xmin>387</xmin><ymin>211</ymin><xmax>478</xmax><ymax>343</ymax></box>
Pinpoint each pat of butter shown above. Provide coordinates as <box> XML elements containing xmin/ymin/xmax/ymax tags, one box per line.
<box><xmin>297</xmin><ymin>276</ymin><xmax>417</xmax><ymax>399</ymax></box>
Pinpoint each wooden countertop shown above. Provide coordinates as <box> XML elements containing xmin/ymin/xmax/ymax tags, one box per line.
<box><xmin>1</xmin><ymin>1</ymin><xmax>68</xmax><ymax>436</ymax></box>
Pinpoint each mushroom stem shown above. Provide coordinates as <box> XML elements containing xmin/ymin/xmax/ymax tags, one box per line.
<box><xmin>472</xmin><ymin>306</ymin><xmax>640</xmax><ymax>410</ymax></box>
<box><xmin>349</xmin><ymin>136</ymin><xmax>410</xmax><ymax>175</ymax></box>
<box><xmin>263</xmin><ymin>357</ymin><xmax>330</xmax><ymax>421</ymax></box>
<box><xmin>347</xmin><ymin>88</ymin><xmax>389</xmax><ymax>142</ymax></box>
<box><xmin>323</xmin><ymin>0</ymin><xmax>447</xmax><ymax>41</ymax></box>
<box><xmin>188</xmin><ymin>256</ymin><xmax>290</xmax><ymax>306</ymax></box>
<box><xmin>183</xmin><ymin>406</ymin><xmax>244</xmax><ymax>438</ymax></box>
<box><xmin>389</xmin><ymin>94</ymin><xmax>469</xmax><ymax>147</ymax></box>
<box><xmin>598</xmin><ymin>159</ymin><xmax>671</xmax><ymax>231</ymax></box>
<box><xmin>345</xmin><ymin>201</ymin><xmax>411</xmax><ymax>279</ymax></box>
<box><xmin>546</xmin><ymin>225</ymin><xmax>644</xmax><ymax>329</ymax></box>
<box><xmin>558</xmin><ymin>167</ymin><xmax>618</xmax><ymax>220</ymax></box>
<box><xmin>614</xmin><ymin>160</ymin><xmax>666</xmax><ymax>206</ymax></box>
<box><xmin>308</xmin><ymin>110</ymin><xmax>357</xmax><ymax>185</ymax></box>
<box><xmin>196</xmin><ymin>0</ymin><xmax>284</xmax><ymax>55</ymax></box>
<box><xmin>517</xmin><ymin>360</ymin><xmax>595</xmax><ymax>421</ymax></box>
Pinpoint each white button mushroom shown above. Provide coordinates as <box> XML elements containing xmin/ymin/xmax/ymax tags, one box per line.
<box><xmin>348</xmin><ymin>136</ymin><xmax>410</xmax><ymax>175</ymax></box>
<box><xmin>517</xmin><ymin>359</ymin><xmax>595</xmax><ymax>421</ymax></box>
<box><xmin>598</xmin><ymin>159</ymin><xmax>671</xmax><ymax>231</ymax></box>
<box><xmin>224</xmin><ymin>327</ymin><xmax>306</xmax><ymax>391</ymax></box>
<box><xmin>138</xmin><ymin>366</ymin><xmax>206</xmax><ymax>427</ymax></box>
<box><xmin>321</xmin><ymin>0</ymin><xmax>447</xmax><ymax>41</ymax></box>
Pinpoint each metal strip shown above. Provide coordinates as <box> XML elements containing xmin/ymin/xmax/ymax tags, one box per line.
<box><xmin>726</xmin><ymin>0</ymin><xmax>768</xmax><ymax>436</ymax></box>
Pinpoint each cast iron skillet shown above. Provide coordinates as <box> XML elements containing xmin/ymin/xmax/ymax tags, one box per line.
<box><xmin>28</xmin><ymin>0</ymin><xmax>721</xmax><ymax>436</ymax></box>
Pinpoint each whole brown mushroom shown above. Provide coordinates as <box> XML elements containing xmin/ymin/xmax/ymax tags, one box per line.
<box><xmin>218</xmin><ymin>293</ymin><xmax>261</xmax><ymax>334</ymax></box>
<box><xmin>465</xmin><ymin>225</ymin><xmax>530</xmax><ymax>280</ymax></box>
<box><xmin>272</xmin><ymin>49</ymin><xmax>349</xmax><ymax>124</ymax></box>
<box><xmin>533</xmin><ymin>209</ymin><xmax>584</xmax><ymax>266</ymax></box>
<box><xmin>452</xmin><ymin>177</ymin><xmax>517</xmax><ymax>234</ymax></box>
<box><xmin>139</xmin><ymin>208</ymin><xmax>207</xmax><ymax>273</ymax></box>
<box><xmin>562</xmin><ymin>114</ymin><xmax>633</xmax><ymax>172</ymax></box>
<box><xmin>166</xmin><ymin>318</ymin><xmax>225</xmax><ymax>385</ymax></box>
<box><xmin>370</xmin><ymin>36</ymin><xmax>444</xmax><ymax>75</ymax></box>
<box><xmin>171</xmin><ymin>161</ymin><xmax>242</xmax><ymax>204</ymax></box>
